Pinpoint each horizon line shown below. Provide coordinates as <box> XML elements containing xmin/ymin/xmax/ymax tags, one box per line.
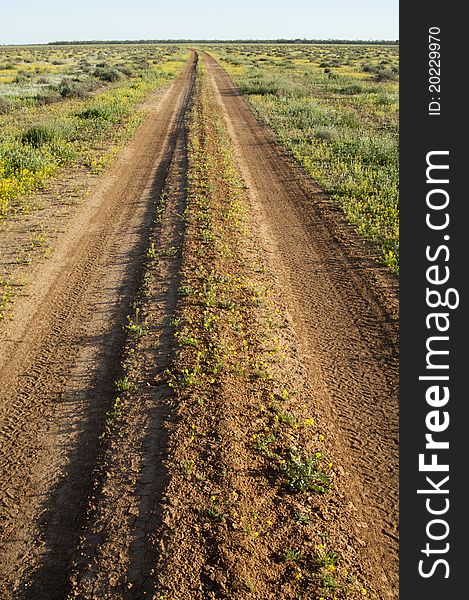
<box><xmin>1</xmin><ymin>37</ymin><xmax>400</xmax><ymax>47</ymax></box>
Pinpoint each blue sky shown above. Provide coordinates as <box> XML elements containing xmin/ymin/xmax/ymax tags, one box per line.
<box><xmin>1</xmin><ymin>0</ymin><xmax>398</xmax><ymax>45</ymax></box>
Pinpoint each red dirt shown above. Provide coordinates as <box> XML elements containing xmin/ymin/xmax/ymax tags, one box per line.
<box><xmin>0</xmin><ymin>52</ymin><xmax>197</xmax><ymax>598</ymax></box>
<box><xmin>203</xmin><ymin>51</ymin><xmax>398</xmax><ymax>597</ymax></box>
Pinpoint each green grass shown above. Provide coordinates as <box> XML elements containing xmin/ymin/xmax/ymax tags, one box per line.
<box><xmin>115</xmin><ymin>376</ymin><xmax>132</xmax><ymax>392</ymax></box>
<box><xmin>282</xmin><ymin>548</ymin><xmax>303</xmax><ymax>563</ymax></box>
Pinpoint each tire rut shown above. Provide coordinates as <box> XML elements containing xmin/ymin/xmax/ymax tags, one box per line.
<box><xmin>203</xmin><ymin>52</ymin><xmax>399</xmax><ymax>598</ymax></box>
<box><xmin>69</xmin><ymin>88</ymin><xmax>191</xmax><ymax>600</ymax></box>
<box><xmin>0</xmin><ymin>52</ymin><xmax>197</xmax><ymax>599</ymax></box>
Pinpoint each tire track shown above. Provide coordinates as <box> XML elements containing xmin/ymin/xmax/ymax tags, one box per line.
<box><xmin>0</xmin><ymin>52</ymin><xmax>197</xmax><ymax>599</ymax></box>
<box><xmin>69</xmin><ymin>85</ymin><xmax>191</xmax><ymax>600</ymax></box>
<box><xmin>203</xmin><ymin>52</ymin><xmax>399</xmax><ymax>598</ymax></box>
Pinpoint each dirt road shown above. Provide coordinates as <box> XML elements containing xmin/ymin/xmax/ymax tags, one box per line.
<box><xmin>0</xmin><ymin>51</ymin><xmax>398</xmax><ymax>599</ymax></box>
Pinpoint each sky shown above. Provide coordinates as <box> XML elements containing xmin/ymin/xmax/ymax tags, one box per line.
<box><xmin>1</xmin><ymin>0</ymin><xmax>398</xmax><ymax>45</ymax></box>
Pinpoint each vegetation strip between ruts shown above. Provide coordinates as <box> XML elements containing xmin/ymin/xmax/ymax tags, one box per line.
<box><xmin>148</xmin><ymin>58</ymin><xmax>370</xmax><ymax>600</ymax></box>
<box><xmin>68</xmin><ymin>56</ymin><xmax>373</xmax><ymax>599</ymax></box>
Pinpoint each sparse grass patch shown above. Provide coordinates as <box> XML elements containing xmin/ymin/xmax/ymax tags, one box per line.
<box><xmin>125</xmin><ymin>311</ymin><xmax>147</xmax><ymax>339</ymax></box>
<box><xmin>293</xmin><ymin>509</ymin><xmax>311</xmax><ymax>525</ymax></box>
<box><xmin>282</xmin><ymin>548</ymin><xmax>303</xmax><ymax>563</ymax></box>
<box><xmin>212</xmin><ymin>44</ymin><xmax>399</xmax><ymax>273</ymax></box>
<box><xmin>115</xmin><ymin>376</ymin><xmax>132</xmax><ymax>392</ymax></box>
<box><xmin>0</xmin><ymin>277</ymin><xmax>16</xmax><ymax>320</ymax></box>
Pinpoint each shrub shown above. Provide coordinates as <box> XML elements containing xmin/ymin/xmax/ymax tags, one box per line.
<box><xmin>58</xmin><ymin>77</ymin><xmax>89</xmax><ymax>99</ymax></box>
<box><xmin>78</xmin><ymin>105</ymin><xmax>113</xmax><ymax>120</ymax></box>
<box><xmin>94</xmin><ymin>66</ymin><xmax>122</xmax><ymax>82</ymax></box>
<box><xmin>314</xmin><ymin>128</ymin><xmax>338</xmax><ymax>143</ymax></box>
<box><xmin>21</xmin><ymin>124</ymin><xmax>60</xmax><ymax>147</ymax></box>
<box><xmin>135</xmin><ymin>59</ymin><xmax>150</xmax><ymax>69</ymax></box>
<box><xmin>375</xmin><ymin>69</ymin><xmax>398</xmax><ymax>82</ymax></box>
<box><xmin>14</xmin><ymin>71</ymin><xmax>30</xmax><ymax>84</ymax></box>
<box><xmin>116</xmin><ymin>64</ymin><xmax>134</xmax><ymax>77</ymax></box>
<box><xmin>376</xmin><ymin>92</ymin><xmax>396</xmax><ymax>106</ymax></box>
<box><xmin>0</xmin><ymin>97</ymin><xmax>12</xmax><ymax>114</ymax></box>
<box><xmin>241</xmin><ymin>73</ymin><xmax>307</xmax><ymax>98</ymax></box>
<box><xmin>36</xmin><ymin>91</ymin><xmax>62</xmax><ymax>105</ymax></box>
<box><xmin>341</xmin><ymin>84</ymin><xmax>364</xmax><ymax>95</ymax></box>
